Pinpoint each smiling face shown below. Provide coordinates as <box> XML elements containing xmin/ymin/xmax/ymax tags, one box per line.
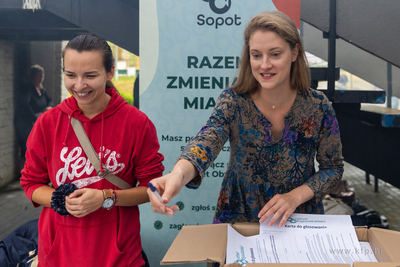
<box><xmin>63</xmin><ymin>49</ymin><xmax>114</xmax><ymax>116</ymax></box>
<box><xmin>249</xmin><ymin>30</ymin><xmax>298</xmax><ymax>93</ymax></box>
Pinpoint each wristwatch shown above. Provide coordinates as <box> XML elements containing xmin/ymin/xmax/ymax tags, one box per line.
<box><xmin>102</xmin><ymin>189</ymin><xmax>115</xmax><ymax>210</ymax></box>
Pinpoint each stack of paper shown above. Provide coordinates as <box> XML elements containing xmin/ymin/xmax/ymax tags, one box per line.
<box><xmin>226</xmin><ymin>213</ymin><xmax>378</xmax><ymax>266</ymax></box>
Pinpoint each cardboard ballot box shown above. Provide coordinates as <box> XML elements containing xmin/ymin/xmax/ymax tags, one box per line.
<box><xmin>161</xmin><ymin>223</ymin><xmax>400</xmax><ymax>267</ymax></box>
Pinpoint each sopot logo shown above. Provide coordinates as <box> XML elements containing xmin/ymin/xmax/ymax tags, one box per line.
<box><xmin>203</xmin><ymin>0</ymin><xmax>231</xmax><ymax>14</ymax></box>
<box><xmin>198</xmin><ymin>0</ymin><xmax>241</xmax><ymax>29</ymax></box>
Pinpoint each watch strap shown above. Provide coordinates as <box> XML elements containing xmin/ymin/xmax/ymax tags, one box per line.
<box><xmin>104</xmin><ymin>189</ymin><xmax>112</xmax><ymax>199</ymax></box>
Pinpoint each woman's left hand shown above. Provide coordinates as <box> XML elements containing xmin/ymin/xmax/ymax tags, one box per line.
<box><xmin>258</xmin><ymin>193</ymin><xmax>298</xmax><ymax>227</ymax></box>
<box><xmin>258</xmin><ymin>185</ymin><xmax>314</xmax><ymax>227</ymax></box>
<box><xmin>65</xmin><ymin>188</ymin><xmax>103</xmax><ymax>218</ymax></box>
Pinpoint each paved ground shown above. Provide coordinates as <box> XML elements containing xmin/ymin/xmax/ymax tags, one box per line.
<box><xmin>343</xmin><ymin>161</ymin><xmax>400</xmax><ymax>231</ymax></box>
<box><xmin>0</xmin><ymin>181</ymin><xmax>42</xmax><ymax>241</ymax></box>
<box><xmin>0</xmin><ymin>161</ymin><xmax>399</xmax><ymax>241</ymax></box>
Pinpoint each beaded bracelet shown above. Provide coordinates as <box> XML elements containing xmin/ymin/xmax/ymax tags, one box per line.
<box><xmin>114</xmin><ymin>189</ymin><xmax>118</xmax><ymax>203</ymax></box>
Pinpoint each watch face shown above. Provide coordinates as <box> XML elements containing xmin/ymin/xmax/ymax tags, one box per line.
<box><xmin>103</xmin><ymin>199</ymin><xmax>114</xmax><ymax>209</ymax></box>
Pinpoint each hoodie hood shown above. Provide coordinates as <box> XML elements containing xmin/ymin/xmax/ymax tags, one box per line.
<box><xmin>57</xmin><ymin>88</ymin><xmax>127</xmax><ymax>122</ymax></box>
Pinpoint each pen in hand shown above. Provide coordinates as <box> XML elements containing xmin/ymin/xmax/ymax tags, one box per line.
<box><xmin>148</xmin><ymin>182</ymin><xmax>164</xmax><ymax>203</ymax></box>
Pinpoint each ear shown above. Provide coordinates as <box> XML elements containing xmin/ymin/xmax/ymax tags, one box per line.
<box><xmin>107</xmin><ymin>66</ymin><xmax>115</xmax><ymax>81</ymax></box>
<box><xmin>292</xmin><ymin>43</ymin><xmax>300</xmax><ymax>62</ymax></box>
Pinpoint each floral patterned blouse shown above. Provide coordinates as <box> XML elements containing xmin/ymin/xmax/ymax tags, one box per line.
<box><xmin>178</xmin><ymin>88</ymin><xmax>344</xmax><ymax>224</ymax></box>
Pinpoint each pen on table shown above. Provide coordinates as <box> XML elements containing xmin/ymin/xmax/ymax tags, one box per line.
<box><xmin>148</xmin><ymin>182</ymin><xmax>164</xmax><ymax>203</ymax></box>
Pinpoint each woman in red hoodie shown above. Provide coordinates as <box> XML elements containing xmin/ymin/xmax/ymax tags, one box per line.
<box><xmin>20</xmin><ymin>35</ymin><xmax>164</xmax><ymax>266</ymax></box>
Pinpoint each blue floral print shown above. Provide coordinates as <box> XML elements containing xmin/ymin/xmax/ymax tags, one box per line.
<box><xmin>179</xmin><ymin>88</ymin><xmax>344</xmax><ymax>224</ymax></box>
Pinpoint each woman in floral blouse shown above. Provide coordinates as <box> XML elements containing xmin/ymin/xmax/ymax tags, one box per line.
<box><xmin>148</xmin><ymin>11</ymin><xmax>344</xmax><ymax>227</ymax></box>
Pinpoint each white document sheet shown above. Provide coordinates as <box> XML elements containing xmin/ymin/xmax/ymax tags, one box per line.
<box><xmin>358</xmin><ymin>242</ymin><xmax>379</xmax><ymax>262</ymax></box>
<box><xmin>226</xmin><ymin>213</ymin><xmax>377</xmax><ymax>266</ymax></box>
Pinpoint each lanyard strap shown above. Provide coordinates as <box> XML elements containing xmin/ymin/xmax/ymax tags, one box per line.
<box><xmin>70</xmin><ymin>117</ymin><xmax>132</xmax><ymax>190</ymax></box>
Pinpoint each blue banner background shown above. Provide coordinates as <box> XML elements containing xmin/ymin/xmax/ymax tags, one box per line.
<box><xmin>140</xmin><ymin>1</ymin><xmax>277</xmax><ymax>266</ymax></box>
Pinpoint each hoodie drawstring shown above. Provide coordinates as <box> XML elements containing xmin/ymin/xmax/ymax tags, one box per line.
<box><xmin>100</xmin><ymin>112</ymin><xmax>105</xmax><ymax>173</ymax></box>
<box><xmin>64</xmin><ymin>110</ymin><xmax>80</xmax><ymax>146</ymax></box>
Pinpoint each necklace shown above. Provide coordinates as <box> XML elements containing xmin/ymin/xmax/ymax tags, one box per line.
<box><xmin>267</xmin><ymin>97</ymin><xmax>294</xmax><ymax>110</ymax></box>
<box><xmin>253</xmin><ymin>89</ymin><xmax>297</xmax><ymax>111</ymax></box>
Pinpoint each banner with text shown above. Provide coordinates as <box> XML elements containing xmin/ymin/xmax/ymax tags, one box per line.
<box><xmin>139</xmin><ymin>1</ymin><xmax>299</xmax><ymax>266</ymax></box>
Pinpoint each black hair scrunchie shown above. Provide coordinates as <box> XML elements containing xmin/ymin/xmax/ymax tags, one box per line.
<box><xmin>50</xmin><ymin>183</ymin><xmax>78</xmax><ymax>216</ymax></box>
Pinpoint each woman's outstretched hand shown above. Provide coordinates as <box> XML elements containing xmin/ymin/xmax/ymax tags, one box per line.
<box><xmin>147</xmin><ymin>159</ymin><xmax>199</xmax><ymax>217</ymax></box>
<box><xmin>147</xmin><ymin>173</ymin><xmax>182</xmax><ymax>216</ymax></box>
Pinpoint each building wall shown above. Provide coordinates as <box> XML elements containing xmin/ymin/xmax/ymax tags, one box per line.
<box><xmin>0</xmin><ymin>41</ymin><xmax>17</xmax><ymax>187</ymax></box>
<box><xmin>0</xmin><ymin>40</ymin><xmax>64</xmax><ymax>188</ymax></box>
<box><xmin>30</xmin><ymin>41</ymin><xmax>64</xmax><ymax>105</ymax></box>
<box><xmin>61</xmin><ymin>41</ymin><xmax>69</xmax><ymax>101</ymax></box>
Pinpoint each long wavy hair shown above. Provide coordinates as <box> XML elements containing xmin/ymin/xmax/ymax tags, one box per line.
<box><xmin>231</xmin><ymin>11</ymin><xmax>310</xmax><ymax>95</ymax></box>
<box><xmin>62</xmin><ymin>34</ymin><xmax>117</xmax><ymax>90</ymax></box>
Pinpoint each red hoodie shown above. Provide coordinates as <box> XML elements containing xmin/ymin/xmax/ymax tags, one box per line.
<box><xmin>20</xmin><ymin>89</ymin><xmax>164</xmax><ymax>267</ymax></box>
